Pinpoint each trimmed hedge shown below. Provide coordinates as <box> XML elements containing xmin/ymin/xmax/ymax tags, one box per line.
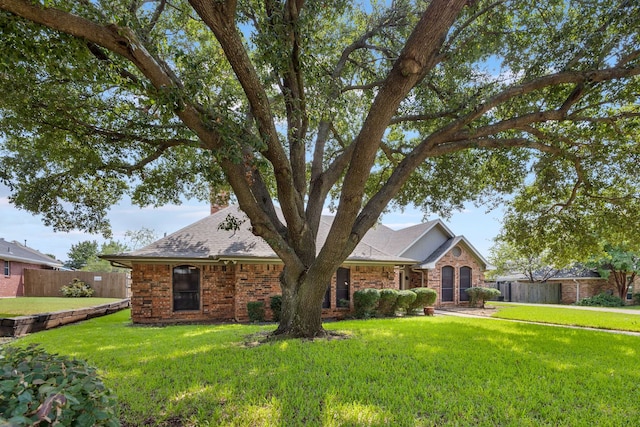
<box><xmin>353</xmin><ymin>288</ymin><xmax>380</xmax><ymax>319</ymax></box>
<box><xmin>247</xmin><ymin>301</ymin><xmax>266</xmax><ymax>322</ymax></box>
<box><xmin>465</xmin><ymin>287</ymin><xmax>501</xmax><ymax>308</ymax></box>
<box><xmin>576</xmin><ymin>293</ymin><xmax>625</xmax><ymax>307</ymax></box>
<box><xmin>407</xmin><ymin>287</ymin><xmax>437</xmax><ymax>314</ymax></box>
<box><xmin>377</xmin><ymin>289</ymin><xmax>399</xmax><ymax>316</ymax></box>
<box><xmin>270</xmin><ymin>295</ymin><xmax>282</xmax><ymax>322</ymax></box>
<box><xmin>394</xmin><ymin>290</ymin><xmax>417</xmax><ymax>314</ymax></box>
<box><xmin>0</xmin><ymin>345</ymin><xmax>118</xmax><ymax>426</ymax></box>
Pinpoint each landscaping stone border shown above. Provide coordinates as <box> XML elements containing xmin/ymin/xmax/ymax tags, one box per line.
<box><xmin>0</xmin><ymin>299</ymin><xmax>130</xmax><ymax>337</ymax></box>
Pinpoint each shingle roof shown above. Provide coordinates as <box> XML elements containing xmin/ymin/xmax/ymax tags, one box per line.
<box><xmin>105</xmin><ymin>205</ymin><xmax>488</xmax><ymax>269</ymax></box>
<box><xmin>0</xmin><ymin>238</ymin><xmax>63</xmax><ymax>268</ymax></box>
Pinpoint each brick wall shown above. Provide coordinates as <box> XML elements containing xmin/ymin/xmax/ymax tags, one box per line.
<box><xmin>130</xmin><ymin>262</ymin><xmax>399</xmax><ymax>324</ymax></box>
<box><xmin>559</xmin><ymin>276</ymin><xmax>626</xmax><ymax>304</ymax></box>
<box><xmin>0</xmin><ymin>261</ymin><xmax>47</xmax><ymax>297</ymax></box>
<box><xmin>411</xmin><ymin>245</ymin><xmax>485</xmax><ymax>307</ymax></box>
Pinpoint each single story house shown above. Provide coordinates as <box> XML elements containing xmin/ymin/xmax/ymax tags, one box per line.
<box><xmin>0</xmin><ymin>238</ymin><xmax>64</xmax><ymax>297</ymax></box>
<box><xmin>495</xmin><ymin>265</ymin><xmax>638</xmax><ymax>304</ymax></box>
<box><xmin>104</xmin><ymin>205</ymin><xmax>490</xmax><ymax>323</ymax></box>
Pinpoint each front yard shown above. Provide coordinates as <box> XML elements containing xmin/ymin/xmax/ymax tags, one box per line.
<box><xmin>0</xmin><ymin>297</ymin><xmax>125</xmax><ymax>317</ymax></box>
<box><xmin>9</xmin><ymin>309</ymin><xmax>640</xmax><ymax>426</ymax></box>
<box><xmin>487</xmin><ymin>302</ymin><xmax>640</xmax><ymax>332</ymax></box>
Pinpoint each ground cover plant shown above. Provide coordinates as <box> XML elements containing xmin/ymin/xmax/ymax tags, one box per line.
<box><xmin>0</xmin><ymin>298</ymin><xmax>123</xmax><ymax>317</ymax></box>
<box><xmin>10</xmin><ymin>310</ymin><xmax>640</xmax><ymax>426</ymax></box>
<box><xmin>489</xmin><ymin>303</ymin><xmax>640</xmax><ymax>332</ymax></box>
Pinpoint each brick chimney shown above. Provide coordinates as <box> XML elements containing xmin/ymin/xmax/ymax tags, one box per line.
<box><xmin>210</xmin><ymin>190</ymin><xmax>230</xmax><ymax>215</ymax></box>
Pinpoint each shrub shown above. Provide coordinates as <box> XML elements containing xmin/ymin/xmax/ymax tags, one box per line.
<box><xmin>633</xmin><ymin>293</ymin><xmax>640</xmax><ymax>306</ymax></box>
<box><xmin>0</xmin><ymin>344</ymin><xmax>118</xmax><ymax>427</ymax></box>
<box><xmin>353</xmin><ymin>288</ymin><xmax>380</xmax><ymax>319</ymax></box>
<box><xmin>376</xmin><ymin>289</ymin><xmax>399</xmax><ymax>316</ymax></box>
<box><xmin>269</xmin><ymin>295</ymin><xmax>282</xmax><ymax>322</ymax></box>
<box><xmin>465</xmin><ymin>287</ymin><xmax>501</xmax><ymax>308</ymax></box>
<box><xmin>247</xmin><ymin>301</ymin><xmax>265</xmax><ymax>322</ymax></box>
<box><xmin>60</xmin><ymin>278</ymin><xmax>94</xmax><ymax>298</ymax></box>
<box><xmin>407</xmin><ymin>288</ymin><xmax>438</xmax><ymax>314</ymax></box>
<box><xmin>394</xmin><ymin>290</ymin><xmax>417</xmax><ymax>314</ymax></box>
<box><xmin>576</xmin><ymin>293</ymin><xmax>625</xmax><ymax>307</ymax></box>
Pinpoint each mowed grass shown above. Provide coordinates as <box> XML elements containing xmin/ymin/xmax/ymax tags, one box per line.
<box><xmin>488</xmin><ymin>303</ymin><xmax>640</xmax><ymax>332</ymax></box>
<box><xmin>0</xmin><ymin>297</ymin><xmax>123</xmax><ymax>317</ymax></box>
<box><xmin>11</xmin><ymin>310</ymin><xmax>640</xmax><ymax>426</ymax></box>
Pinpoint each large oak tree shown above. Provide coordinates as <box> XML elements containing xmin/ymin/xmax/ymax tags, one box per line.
<box><xmin>1</xmin><ymin>0</ymin><xmax>639</xmax><ymax>337</ymax></box>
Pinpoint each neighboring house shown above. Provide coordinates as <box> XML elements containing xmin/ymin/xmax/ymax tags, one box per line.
<box><xmin>104</xmin><ymin>205</ymin><xmax>490</xmax><ymax>324</ymax></box>
<box><xmin>0</xmin><ymin>238</ymin><xmax>64</xmax><ymax>297</ymax></box>
<box><xmin>495</xmin><ymin>265</ymin><xmax>638</xmax><ymax>304</ymax></box>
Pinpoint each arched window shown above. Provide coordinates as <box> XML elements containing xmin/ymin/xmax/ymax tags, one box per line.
<box><xmin>459</xmin><ymin>266</ymin><xmax>472</xmax><ymax>302</ymax></box>
<box><xmin>173</xmin><ymin>265</ymin><xmax>200</xmax><ymax>311</ymax></box>
<box><xmin>442</xmin><ymin>266</ymin><xmax>454</xmax><ymax>302</ymax></box>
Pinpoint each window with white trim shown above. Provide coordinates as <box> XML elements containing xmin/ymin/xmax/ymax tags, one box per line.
<box><xmin>3</xmin><ymin>261</ymin><xmax>9</xmax><ymax>276</ymax></box>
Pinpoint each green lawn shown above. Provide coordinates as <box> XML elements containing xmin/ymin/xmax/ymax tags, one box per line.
<box><xmin>11</xmin><ymin>310</ymin><xmax>640</xmax><ymax>426</ymax></box>
<box><xmin>488</xmin><ymin>302</ymin><xmax>640</xmax><ymax>332</ymax></box>
<box><xmin>0</xmin><ymin>297</ymin><xmax>124</xmax><ymax>317</ymax></box>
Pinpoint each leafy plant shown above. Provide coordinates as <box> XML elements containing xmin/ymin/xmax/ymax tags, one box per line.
<box><xmin>634</xmin><ymin>293</ymin><xmax>640</xmax><ymax>306</ymax></box>
<box><xmin>337</xmin><ymin>298</ymin><xmax>350</xmax><ymax>308</ymax></box>
<box><xmin>575</xmin><ymin>293</ymin><xmax>625</xmax><ymax>307</ymax></box>
<box><xmin>353</xmin><ymin>288</ymin><xmax>380</xmax><ymax>319</ymax></box>
<box><xmin>394</xmin><ymin>290</ymin><xmax>417</xmax><ymax>314</ymax></box>
<box><xmin>269</xmin><ymin>295</ymin><xmax>282</xmax><ymax>322</ymax></box>
<box><xmin>376</xmin><ymin>289</ymin><xmax>399</xmax><ymax>317</ymax></box>
<box><xmin>465</xmin><ymin>287</ymin><xmax>501</xmax><ymax>308</ymax></box>
<box><xmin>60</xmin><ymin>278</ymin><xmax>94</xmax><ymax>298</ymax></box>
<box><xmin>0</xmin><ymin>344</ymin><xmax>118</xmax><ymax>426</ymax></box>
<box><xmin>407</xmin><ymin>288</ymin><xmax>437</xmax><ymax>314</ymax></box>
<box><xmin>247</xmin><ymin>301</ymin><xmax>266</xmax><ymax>323</ymax></box>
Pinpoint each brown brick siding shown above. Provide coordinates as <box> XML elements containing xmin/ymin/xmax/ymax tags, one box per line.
<box><xmin>410</xmin><ymin>245</ymin><xmax>486</xmax><ymax>307</ymax></box>
<box><xmin>130</xmin><ymin>262</ymin><xmax>399</xmax><ymax>324</ymax></box>
<box><xmin>559</xmin><ymin>275</ymin><xmax>638</xmax><ymax>304</ymax></box>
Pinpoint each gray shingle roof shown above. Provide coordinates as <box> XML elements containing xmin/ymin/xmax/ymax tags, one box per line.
<box><xmin>105</xmin><ymin>205</ymin><xmax>488</xmax><ymax>269</ymax></box>
<box><xmin>0</xmin><ymin>238</ymin><xmax>63</xmax><ymax>268</ymax></box>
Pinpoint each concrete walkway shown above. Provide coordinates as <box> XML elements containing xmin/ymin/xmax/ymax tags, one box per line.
<box><xmin>435</xmin><ymin>302</ymin><xmax>640</xmax><ymax>337</ymax></box>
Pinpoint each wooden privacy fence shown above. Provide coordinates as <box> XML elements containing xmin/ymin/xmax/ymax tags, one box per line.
<box><xmin>491</xmin><ymin>281</ymin><xmax>561</xmax><ymax>304</ymax></box>
<box><xmin>24</xmin><ymin>269</ymin><xmax>128</xmax><ymax>298</ymax></box>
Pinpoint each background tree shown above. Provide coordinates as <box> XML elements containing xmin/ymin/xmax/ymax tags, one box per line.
<box><xmin>65</xmin><ymin>240</ymin><xmax>99</xmax><ymax>270</ymax></box>
<box><xmin>82</xmin><ymin>240</ymin><xmax>130</xmax><ymax>272</ymax></box>
<box><xmin>124</xmin><ymin>227</ymin><xmax>159</xmax><ymax>250</ymax></box>
<box><xmin>487</xmin><ymin>240</ymin><xmax>560</xmax><ymax>283</ymax></box>
<box><xmin>587</xmin><ymin>245</ymin><xmax>640</xmax><ymax>300</ymax></box>
<box><xmin>1</xmin><ymin>0</ymin><xmax>639</xmax><ymax>337</ymax></box>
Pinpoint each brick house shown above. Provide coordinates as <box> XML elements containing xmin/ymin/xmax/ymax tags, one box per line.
<box><xmin>0</xmin><ymin>238</ymin><xmax>64</xmax><ymax>297</ymax></box>
<box><xmin>104</xmin><ymin>206</ymin><xmax>490</xmax><ymax>324</ymax></box>
<box><xmin>496</xmin><ymin>267</ymin><xmax>638</xmax><ymax>304</ymax></box>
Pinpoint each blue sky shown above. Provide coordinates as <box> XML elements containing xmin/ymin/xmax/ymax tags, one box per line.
<box><xmin>0</xmin><ymin>182</ymin><xmax>503</xmax><ymax>262</ymax></box>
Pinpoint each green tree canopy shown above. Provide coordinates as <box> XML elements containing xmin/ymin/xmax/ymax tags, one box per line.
<box><xmin>65</xmin><ymin>240</ymin><xmax>99</xmax><ymax>270</ymax></box>
<box><xmin>587</xmin><ymin>245</ymin><xmax>640</xmax><ymax>300</ymax></box>
<box><xmin>1</xmin><ymin>0</ymin><xmax>639</xmax><ymax>337</ymax></box>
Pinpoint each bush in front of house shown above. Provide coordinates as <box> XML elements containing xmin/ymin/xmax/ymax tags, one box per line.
<box><xmin>247</xmin><ymin>301</ymin><xmax>266</xmax><ymax>322</ymax></box>
<box><xmin>270</xmin><ymin>295</ymin><xmax>282</xmax><ymax>322</ymax></box>
<box><xmin>407</xmin><ymin>287</ymin><xmax>438</xmax><ymax>314</ymax></box>
<box><xmin>575</xmin><ymin>293</ymin><xmax>625</xmax><ymax>307</ymax></box>
<box><xmin>376</xmin><ymin>289</ymin><xmax>399</xmax><ymax>316</ymax></box>
<box><xmin>60</xmin><ymin>278</ymin><xmax>94</xmax><ymax>297</ymax></box>
<box><xmin>353</xmin><ymin>288</ymin><xmax>381</xmax><ymax>319</ymax></box>
<box><xmin>394</xmin><ymin>290</ymin><xmax>418</xmax><ymax>314</ymax></box>
<box><xmin>633</xmin><ymin>293</ymin><xmax>640</xmax><ymax>305</ymax></box>
<box><xmin>465</xmin><ymin>287</ymin><xmax>501</xmax><ymax>308</ymax></box>
<box><xmin>0</xmin><ymin>344</ymin><xmax>118</xmax><ymax>427</ymax></box>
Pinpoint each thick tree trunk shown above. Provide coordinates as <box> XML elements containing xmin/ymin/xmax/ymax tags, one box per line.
<box><xmin>273</xmin><ymin>268</ymin><xmax>331</xmax><ymax>338</ymax></box>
